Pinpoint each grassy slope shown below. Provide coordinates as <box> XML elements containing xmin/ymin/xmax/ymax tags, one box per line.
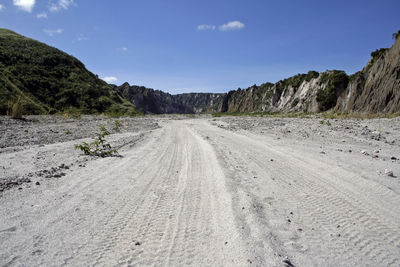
<box><xmin>0</xmin><ymin>28</ymin><xmax>137</xmax><ymax>115</ymax></box>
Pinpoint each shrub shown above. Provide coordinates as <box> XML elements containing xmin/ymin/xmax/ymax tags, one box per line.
<box><xmin>11</xmin><ymin>99</ymin><xmax>23</xmax><ymax>119</ymax></box>
<box><xmin>74</xmin><ymin>125</ymin><xmax>117</xmax><ymax>157</ymax></box>
<box><xmin>316</xmin><ymin>70</ymin><xmax>349</xmax><ymax>111</ymax></box>
<box><xmin>113</xmin><ymin>120</ymin><xmax>122</xmax><ymax>132</ymax></box>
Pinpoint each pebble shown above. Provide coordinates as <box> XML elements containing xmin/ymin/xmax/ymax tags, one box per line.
<box><xmin>385</xmin><ymin>169</ymin><xmax>394</xmax><ymax>177</ymax></box>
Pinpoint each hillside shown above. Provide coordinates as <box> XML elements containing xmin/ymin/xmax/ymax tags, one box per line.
<box><xmin>212</xmin><ymin>31</ymin><xmax>400</xmax><ymax>114</ymax></box>
<box><xmin>0</xmin><ymin>28</ymin><xmax>137</xmax><ymax>115</ymax></box>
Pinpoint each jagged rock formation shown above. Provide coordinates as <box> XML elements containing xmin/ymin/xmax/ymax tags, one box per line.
<box><xmin>335</xmin><ymin>37</ymin><xmax>400</xmax><ymax>113</ymax></box>
<box><xmin>1</xmin><ymin>27</ymin><xmax>399</xmax><ymax>115</ymax></box>
<box><xmin>116</xmin><ymin>83</ymin><xmax>224</xmax><ymax>114</ymax></box>
<box><xmin>217</xmin><ymin>70</ymin><xmax>349</xmax><ymax>113</ymax></box>
<box><xmin>214</xmin><ymin>34</ymin><xmax>400</xmax><ymax>114</ymax></box>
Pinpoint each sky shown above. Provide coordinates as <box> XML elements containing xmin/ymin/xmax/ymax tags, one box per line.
<box><xmin>1</xmin><ymin>0</ymin><xmax>400</xmax><ymax>94</ymax></box>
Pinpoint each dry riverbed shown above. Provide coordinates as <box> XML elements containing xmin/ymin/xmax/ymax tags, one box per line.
<box><xmin>1</xmin><ymin>115</ymin><xmax>399</xmax><ymax>266</ymax></box>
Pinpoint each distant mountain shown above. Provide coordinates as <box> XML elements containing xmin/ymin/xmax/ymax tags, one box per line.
<box><xmin>116</xmin><ymin>82</ymin><xmax>223</xmax><ymax>114</ymax></box>
<box><xmin>0</xmin><ymin>28</ymin><xmax>137</xmax><ymax>115</ymax></box>
<box><xmin>1</xmin><ymin>28</ymin><xmax>399</xmax><ymax>116</ymax></box>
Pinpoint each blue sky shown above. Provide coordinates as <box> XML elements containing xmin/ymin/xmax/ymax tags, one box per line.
<box><xmin>1</xmin><ymin>0</ymin><xmax>400</xmax><ymax>94</ymax></box>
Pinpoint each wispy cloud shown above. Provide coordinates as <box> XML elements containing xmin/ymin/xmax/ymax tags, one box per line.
<box><xmin>102</xmin><ymin>76</ymin><xmax>118</xmax><ymax>84</ymax></box>
<box><xmin>197</xmin><ymin>21</ymin><xmax>245</xmax><ymax>32</ymax></box>
<box><xmin>49</xmin><ymin>0</ymin><xmax>74</xmax><ymax>12</ymax></box>
<box><xmin>43</xmin><ymin>28</ymin><xmax>63</xmax><ymax>36</ymax></box>
<box><xmin>197</xmin><ymin>24</ymin><xmax>216</xmax><ymax>31</ymax></box>
<box><xmin>219</xmin><ymin>21</ymin><xmax>245</xmax><ymax>31</ymax></box>
<box><xmin>13</xmin><ymin>0</ymin><xmax>35</xmax><ymax>13</ymax></box>
<box><xmin>0</xmin><ymin>4</ymin><xmax>5</xmax><ymax>11</ymax></box>
<box><xmin>36</xmin><ymin>12</ymin><xmax>47</xmax><ymax>18</ymax></box>
<box><xmin>77</xmin><ymin>34</ymin><xmax>88</xmax><ymax>41</ymax></box>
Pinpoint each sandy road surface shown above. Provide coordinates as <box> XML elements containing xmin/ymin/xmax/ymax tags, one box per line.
<box><xmin>1</xmin><ymin>117</ymin><xmax>400</xmax><ymax>266</ymax></box>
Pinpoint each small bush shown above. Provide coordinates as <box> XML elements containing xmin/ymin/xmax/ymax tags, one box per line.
<box><xmin>11</xmin><ymin>100</ymin><xmax>23</xmax><ymax>119</ymax></box>
<box><xmin>113</xmin><ymin>120</ymin><xmax>122</xmax><ymax>132</ymax></box>
<box><xmin>74</xmin><ymin>125</ymin><xmax>117</xmax><ymax>157</ymax></box>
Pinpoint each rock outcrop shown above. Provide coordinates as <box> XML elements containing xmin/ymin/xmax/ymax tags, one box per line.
<box><xmin>213</xmin><ymin>33</ymin><xmax>400</xmax><ymax>114</ymax></box>
<box><xmin>116</xmin><ymin>83</ymin><xmax>224</xmax><ymax>114</ymax></box>
<box><xmin>335</xmin><ymin>37</ymin><xmax>400</xmax><ymax>113</ymax></box>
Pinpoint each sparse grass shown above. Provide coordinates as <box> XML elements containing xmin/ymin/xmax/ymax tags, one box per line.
<box><xmin>11</xmin><ymin>100</ymin><xmax>23</xmax><ymax>119</ymax></box>
<box><xmin>212</xmin><ymin>111</ymin><xmax>314</xmax><ymax>118</ymax></box>
<box><xmin>65</xmin><ymin>129</ymin><xmax>72</xmax><ymax>135</ymax></box>
<box><xmin>74</xmin><ymin>125</ymin><xmax>118</xmax><ymax>157</ymax></box>
<box><xmin>319</xmin><ymin>120</ymin><xmax>332</xmax><ymax>126</ymax></box>
<box><xmin>322</xmin><ymin>111</ymin><xmax>400</xmax><ymax>120</ymax></box>
<box><xmin>113</xmin><ymin>120</ymin><xmax>122</xmax><ymax>132</ymax></box>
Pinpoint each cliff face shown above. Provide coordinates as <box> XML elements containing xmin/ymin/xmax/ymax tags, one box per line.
<box><xmin>217</xmin><ymin>70</ymin><xmax>349</xmax><ymax>113</ymax></box>
<box><xmin>117</xmin><ymin>33</ymin><xmax>400</xmax><ymax>115</ymax></box>
<box><xmin>335</xmin><ymin>37</ymin><xmax>400</xmax><ymax>113</ymax></box>
<box><xmin>117</xmin><ymin>83</ymin><xmax>224</xmax><ymax>114</ymax></box>
<box><xmin>214</xmin><ymin>36</ymin><xmax>400</xmax><ymax>114</ymax></box>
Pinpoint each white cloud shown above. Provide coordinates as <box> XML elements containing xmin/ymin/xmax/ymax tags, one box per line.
<box><xmin>197</xmin><ymin>24</ymin><xmax>216</xmax><ymax>31</ymax></box>
<box><xmin>13</xmin><ymin>0</ymin><xmax>35</xmax><ymax>12</ymax></box>
<box><xmin>36</xmin><ymin>12</ymin><xmax>47</xmax><ymax>18</ymax></box>
<box><xmin>49</xmin><ymin>0</ymin><xmax>74</xmax><ymax>12</ymax></box>
<box><xmin>102</xmin><ymin>77</ymin><xmax>118</xmax><ymax>84</ymax></box>
<box><xmin>43</xmin><ymin>28</ymin><xmax>63</xmax><ymax>36</ymax></box>
<box><xmin>219</xmin><ymin>21</ymin><xmax>245</xmax><ymax>31</ymax></box>
<box><xmin>77</xmin><ymin>34</ymin><xmax>88</xmax><ymax>41</ymax></box>
<box><xmin>121</xmin><ymin>47</ymin><xmax>128</xmax><ymax>51</ymax></box>
<box><xmin>0</xmin><ymin>4</ymin><xmax>5</xmax><ymax>11</ymax></box>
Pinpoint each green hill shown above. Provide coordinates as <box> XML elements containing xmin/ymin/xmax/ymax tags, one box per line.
<box><xmin>0</xmin><ymin>28</ymin><xmax>137</xmax><ymax>115</ymax></box>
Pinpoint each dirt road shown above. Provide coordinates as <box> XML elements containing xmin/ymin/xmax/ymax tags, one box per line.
<box><xmin>1</xmin><ymin>118</ymin><xmax>400</xmax><ymax>266</ymax></box>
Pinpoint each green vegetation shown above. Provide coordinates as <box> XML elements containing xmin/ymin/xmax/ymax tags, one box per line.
<box><xmin>319</xmin><ymin>120</ymin><xmax>331</xmax><ymax>126</ymax></box>
<box><xmin>74</xmin><ymin>125</ymin><xmax>118</xmax><ymax>157</ymax></box>
<box><xmin>392</xmin><ymin>30</ymin><xmax>400</xmax><ymax>40</ymax></box>
<box><xmin>113</xmin><ymin>120</ymin><xmax>122</xmax><ymax>132</ymax></box>
<box><xmin>0</xmin><ymin>28</ymin><xmax>138</xmax><ymax>115</ymax></box>
<box><xmin>316</xmin><ymin>70</ymin><xmax>349</xmax><ymax>111</ymax></box>
<box><xmin>277</xmin><ymin>71</ymin><xmax>320</xmax><ymax>93</ymax></box>
<box><xmin>212</xmin><ymin>111</ymin><xmax>314</xmax><ymax>118</ymax></box>
<box><xmin>322</xmin><ymin>111</ymin><xmax>400</xmax><ymax>120</ymax></box>
<box><xmin>10</xmin><ymin>97</ymin><xmax>23</xmax><ymax>119</ymax></box>
<box><xmin>367</xmin><ymin>48</ymin><xmax>388</xmax><ymax>71</ymax></box>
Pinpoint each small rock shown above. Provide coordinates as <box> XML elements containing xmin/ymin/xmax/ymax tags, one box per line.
<box><xmin>361</xmin><ymin>150</ymin><xmax>369</xmax><ymax>156</ymax></box>
<box><xmin>385</xmin><ymin>169</ymin><xmax>394</xmax><ymax>177</ymax></box>
<box><xmin>391</xmin><ymin>157</ymin><xmax>397</xmax><ymax>160</ymax></box>
<box><xmin>374</xmin><ymin>150</ymin><xmax>380</xmax><ymax>154</ymax></box>
<box><xmin>373</xmin><ymin>155</ymin><xmax>379</xmax><ymax>158</ymax></box>
<box><xmin>283</xmin><ymin>259</ymin><xmax>295</xmax><ymax>267</ymax></box>
<box><xmin>320</xmin><ymin>151</ymin><xmax>326</xmax><ymax>154</ymax></box>
<box><xmin>348</xmin><ymin>150</ymin><xmax>352</xmax><ymax>153</ymax></box>
<box><xmin>135</xmin><ymin>241</ymin><xmax>141</xmax><ymax>246</ymax></box>
<box><xmin>35</xmin><ymin>182</ymin><xmax>40</xmax><ymax>185</ymax></box>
